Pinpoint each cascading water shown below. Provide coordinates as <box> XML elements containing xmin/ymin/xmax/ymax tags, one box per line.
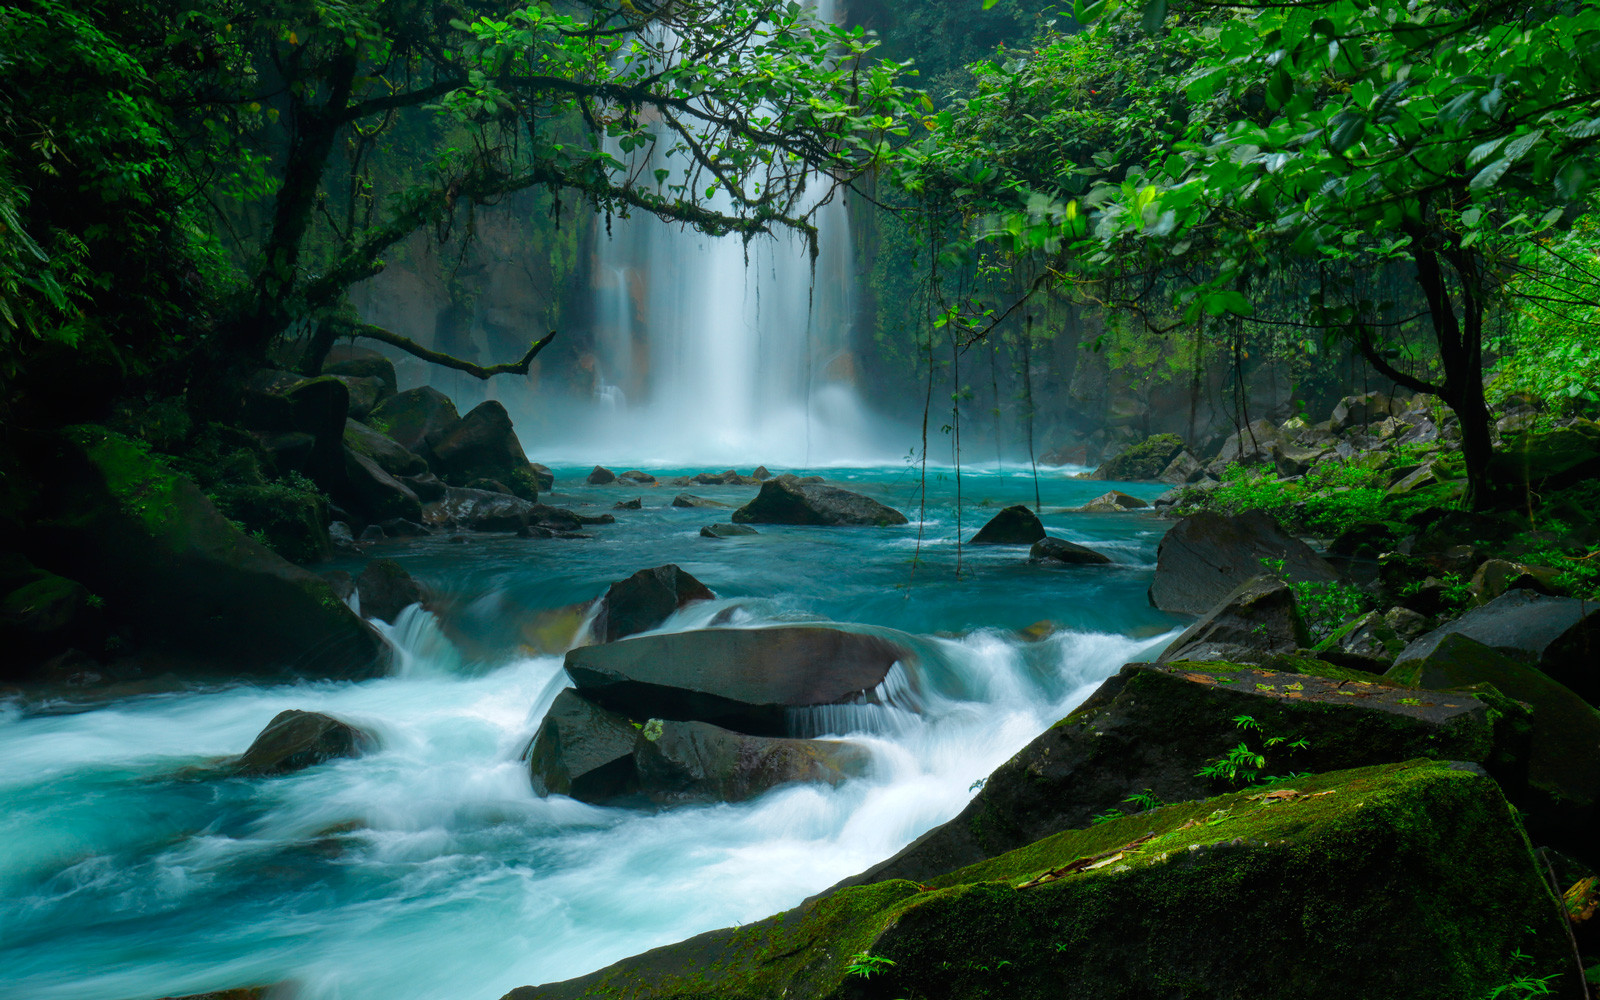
<box><xmin>0</xmin><ymin>467</ymin><xmax>1184</xmax><ymax>1000</ymax></box>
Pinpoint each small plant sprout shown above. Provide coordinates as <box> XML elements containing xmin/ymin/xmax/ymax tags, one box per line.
<box><xmin>845</xmin><ymin>952</ymin><xmax>896</xmax><ymax>978</ymax></box>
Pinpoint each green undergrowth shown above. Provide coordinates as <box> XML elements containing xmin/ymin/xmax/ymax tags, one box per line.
<box><xmin>1173</xmin><ymin>461</ymin><xmax>1461</xmax><ymax>537</ymax></box>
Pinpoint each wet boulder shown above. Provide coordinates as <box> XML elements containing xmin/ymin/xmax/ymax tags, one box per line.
<box><xmin>530</xmin><ymin>463</ymin><xmax>555</xmax><ymax>491</ymax></box>
<box><xmin>692</xmin><ymin>469</ymin><xmax>757</xmax><ymax>486</ymax></box>
<box><xmin>356</xmin><ymin>558</ymin><xmax>424</xmax><ymax>624</ymax></box>
<box><xmin>503</xmin><ymin>760</ymin><xmax>1574</xmax><ymax>1000</ymax></box>
<box><xmin>614</xmin><ymin>498</ymin><xmax>643</xmax><ymax>510</ymax></box>
<box><xmin>1386</xmin><ymin>632</ymin><xmax>1600</xmax><ymax>864</ymax></box>
<box><xmin>1325</xmin><ymin>606</ymin><xmax>1430</xmax><ymax>661</ymax></box>
<box><xmin>343</xmin><ymin>419</ymin><xmax>427</xmax><ymax>478</ymax></box>
<box><xmin>396</xmin><ymin>471</ymin><xmax>447</xmax><ymax>502</ymax></box>
<box><xmin>328</xmin><ymin>375</ymin><xmax>389</xmax><ymax>421</ymax></box>
<box><xmin>969</xmin><ymin>505</ymin><xmax>1045</xmax><ymax>545</ymax></box>
<box><xmin>1028</xmin><ymin>537</ymin><xmax>1111</xmax><ymax>565</ymax></box>
<box><xmin>0</xmin><ymin>557</ymin><xmax>104</xmax><ymax>682</ymax></box>
<box><xmin>589</xmin><ymin>564</ymin><xmax>715</xmax><ymax>643</ymax></box>
<box><xmin>28</xmin><ymin>428</ymin><xmax>388</xmax><ymax>679</ymax></box>
<box><xmin>1157</xmin><ymin>575</ymin><xmax>1308</xmax><ymax>664</ymax></box>
<box><xmin>422</xmin><ymin>487</ymin><xmax>534</xmax><ymax>532</ymax></box>
<box><xmin>564</xmin><ymin>626</ymin><xmax>913</xmax><ymax>736</ymax></box>
<box><xmin>366</xmin><ymin>387</ymin><xmax>461</xmax><ymax>462</ymax></box>
<box><xmin>431</xmin><ymin>401</ymin><xmax>541</xmax><ymax>500</ymax></box>
<box><xmin>732</xmin><ymin>475</ymin><xmax>908</xmax><ymax>527</ymax></box>
<box><xmin>322</xmin><ymin>344</ymin><xmax>398</xmax><ymax>393</ymax></box>
<box><xmin>234</xmin><ymin>709</ymin><xmax>374</xmax><ymax>776</ymax></box>
<box><xmin>1396</xmin><ymin>590</ymin><xmax>1600</xmax><ymax>704</ymax></box>
<box><xmin>836</xmin><ymin>661</ymin><xmax>1510</xmax><ymax>890</ymax></box>
<box><xmin>1149</xmin><ymin>510</ymin><xmax>1341</xmax><ymax>614</ymax></box>
<box><xmin>341</xmin><ymin>448</ymin><xmax>424</xmax><ymax>524</ymax></box>
<box><xmin>586</xmin><ymin>466</ymin><xmax>617</xmax><ymax>485</ymax></box>
<box><xmin>527</xmin><ymin>689</ymin><xmax>869</xmax><ymax>806</ymax></box>
<box><xmin>1073</xmin><ymin>490</ymin><xmax>1148</xmax><ymax>512</ymax></box>
<box><xmin>701</xmin><ymin>522</ymin><xmax>758</xmax><ymax>538</ymax></box>
<box><xmin>617</xmin><ymin>470</ymin><xmax>655</xmax><ymax>485</ymax></box>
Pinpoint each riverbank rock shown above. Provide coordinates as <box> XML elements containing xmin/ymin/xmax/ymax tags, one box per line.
<box><xmin>1028</xmin><ymin>537</ymin><xmax>1112</xmax><ymax>565</ymax></box>
<box><xmin>366</xmin><ymin>387</ymin><xmax>460</xmax><ymax>461</ymax></box>
<box><xmin>527</xmin><ymin>690</ymin><xmax>869</xmax><ymax>806</ymax></box>
<box><xmin>1395</xmin><ymin>590</ymin><xmax>1600</xmax><ymax>705</ymax></box>
<box><xmin>322</xmin><ymin>345</ymin><xmax>398</xmax><ymax>393</ymax></box>
<box><xmin>732</xmin><ymin>475</ymin><xmax>907</xmax><ymax>527</ymax></box>
<box><xmin>701</xmin><ymin>523</ymin><xmax>758</xmax><ymax>538</ymax></box>
<box><xmin>617</xmin><ymin>470</ymin><xmax>655</xmax><ymax>485</ymax></box>
<box><xmin>586</xmin><ymin>466</ymin><xmax>616</xmax><ymax>485</ymax></box>
<box><xmin>26</xmin><ymin>428</ymin><xmax>388</xmax><ymax>679</ymax></box>
<box><xmin>356</xmin><ymin>558</ymin><xmax>423</xmax><ymax>624</ymax></box>
<box><xmin>503</xmin><ymin>760</ymin><xmax>1574</xmax><ymax>1000</ymax></box>
<box><xmin>234</xmin><ymin>709</ymin><xmax>374</xmax><ymax>776</ymax></box>
<box><xmin>1157</xmin><ymin>575</ymin><xmax>1308</xmax><ymax>664</ymax></box>
<box><xmin>530</xmin><ymin>463</ymin><xmax>555</xmax><ymax>491</ymax></box>
<box><xmin>564</xmin><ymin>626</ymin><xmax>912</xmax><ymax>736</ymax></box>
<box><xmin>835</xmin><ymin>661</ymin><xmax>1513</xmax><ymax>890</ymax></box>
<box><xmin>590</xmin><ymin>564</ymin><xmax>714</xmax><ymax>643</ymax></box>
<box><xmin>969</xmin><ymin>505</ymin><xmax>1045</xmax><ymax>545</ymax></box>
<box><xmin>1074</xmin><ymin>490</ymin><xmax>1148</xmax><ymax>512</ymax></box>
<box><xmin>430</xmin><ymin>401</ymin><xmax>541</xmax><ymax>500</ymax></box>
<box><xmin>1387</xmin><ymin>632</ymin><xmax>1600</xmax><ymax>864</ymax></box>
<box><xmin>342</xmin><ymin>448</ymin><xmax>424</xmax><ymax>523</ymax></box>
<box><xmin>671</xmin><ymin>493</ymin><xmax>728</xmax><ymax>509</ymax></box>
<box><xmin>0</xmin><ymin>556</ymin><xmax>104</xmax><ymax>681</ymax></box>
<box><xmin>1149</xmin><ymin>510</ymin><xmax>1341</xmax><ymax>614</ymax></box>
<box><xmin>1089</xmin><ymin>433</ymin><xmax>1184</xmax><ymax>480</ymax></box>
<box><xmin>422</xmin><ymin>487</ymin><xmax>534</xmax><ymax>532</ymax></box>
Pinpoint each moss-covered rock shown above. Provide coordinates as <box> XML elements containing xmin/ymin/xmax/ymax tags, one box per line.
<box><xmin>503</xmin><ymin>760</ymin><xmax>1578</xmax><ymax>1000</ymax></box>
<box><xmin>366</xmin><ymin>387</ymin><xmax>461</xmax><ymax>460</ymax></box>
<box><xmin>24</xmin><ymin>427</ymin><xmax>388</xmax><ymax>679</ymax></box>
<box><xmin>0</xmin><ymin>554</ymin><xmax>104</xmax><ymax>680</ymax></box>
<box><xmin>430</xmin><ymin>401</ymin><xmax>542</xmax><ymax>500</ymax></box>
<box><xmin>836</xmin><ymin>661</ymin><xmax>1516</xmax><ymax>890</ymax></box>
<box><xmin>1091</xmin><ymin>433</ymin><xmax>1185</xmax><ymax>481</ymax></box>
<box><xmin>207</xmin><ymin>477</ymin><xmax>331</xmax><ymax>565</ymax></box>
<box><xmin>1156</xmin><ymin>574</ymin><xmax>1309</xmax><ymax>664</ymax></box>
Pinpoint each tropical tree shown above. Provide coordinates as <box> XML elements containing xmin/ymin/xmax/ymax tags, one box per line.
<box><xmin>900</xmin><ymin>0</ymin><xmax>1600</xmax><ymax>508</ymax></box>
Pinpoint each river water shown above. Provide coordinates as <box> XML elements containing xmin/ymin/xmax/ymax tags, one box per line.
<box><xmin>0</xmin><ymin>465</ymin><xmax>1182</xmax><ymax>1000</ymax></box>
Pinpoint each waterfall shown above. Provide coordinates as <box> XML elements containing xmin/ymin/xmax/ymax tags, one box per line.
<box><xmin>522</xmin><ymin>5</ymin><xmax>905</xmax><ymax>470</ymax></box>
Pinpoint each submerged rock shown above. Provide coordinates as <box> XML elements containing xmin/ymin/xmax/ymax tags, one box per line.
<box><xmin>1157</xmin><ymin>575</ymin><xmax>1308</xmax><ymax>664</ymax></box>
<box><xmin>1148</xmin><ymin>510</ymin><xmax>1340</xmax><ymax>614</ymax></box>
<box><xmin>234</xmin><ymin>709</ymin><xmax>373</xmax><ymax>776</ymax></box>
<box><xmin>527</xmin><ymin>689</ymin><xmax>869</xmax><ymax>806</ymax></box>
<box><xmin>671</xmin><ymin>493</ymin><xmax>727</xmax><ymax>508</ymax></box>
<box><xmin>836</xmin><ymin>661</ymin><xmax>1512</xmax><ymax>890</ymax></box>
<box><xmin>1028</xmin><ymin>537</ymin><xmax>1111</xmax><ymax>565</ymax></box>
<box><xmin>421</xmin><ymin>487</ymin><xmax>534</xmax><ymax>532</ymax></box>
<box><xmin>617</xmin><ymin>470</ymin><xmax>655</xmax><ymax>485</ymax></box>
<box><xmin>701</xmin><ymin>522</ymin><xmax>758</xmax><ymax>538</ymax></box>
<box><xmin>564</xmin><ymin>626</ymin><xmax>912</xmax><ymax>736</ymax></box>
<box><xmin>502</xmin><ymin>760</ymin><xmax>1574</xmax><ymax>1000</ymax></box>
<box><xmin>969</xmin><ymin>505</ymin><xmax>1045</xmax><ymax>545</ymax></box>
<box><xmin>613</xmin><ymin>497</ymin><xmax>643</xmax><ymax>510</ymax></box>
<box><xmin>732</xmin><ymin>475</ymin><xmax>907</xmax><ymax>527</ymax></box>
<box><xmin>1073</xmin><ymin>490</ymin><xmax>1148</xmax><ymax>512</ymax></box>
<box><xmin>590</xmin><ymin>564</ymin><xmax>715</xmax><ymax>643</ymax></box>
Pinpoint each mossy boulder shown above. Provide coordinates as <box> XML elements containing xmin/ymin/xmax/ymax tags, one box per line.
<box><xmin>503</xmin><ymin>760</ymin><xmax>1578</xmax><ymax>1000</ymax></box>
<box><xmin>26</xmin><ymin>428</ymin><xmax>388</xmax><ymax>679</ymax></box>
<box><xmin>1493</xmin><ymin>420</ymin><xmax>1600</xmax><ymax>486</ymax></box>
<box><xmin>1397</xmin><ymin>590</ymin><xmax>1600</xmax><ymax>705</ymax></box>
<box><xmin>342</xmin><ymin>448</ymin><xmax>424</xmax><ymax>524</ymax></box>
<box><xmin>356</xmin><ymin>558</ymin><xmax>424</xmax><ymax>624</ymax></box>
<box><xmin>732</xmin><ymin>476</ymin><xmax>907</xmax><ymax>527</ymax></box>
<box><xmin>366</xmin><ymin>387</ymin><xmax>461</xmax><ymax>461</ymax></box>
<box><xmin>430</xmin><ymin>401</ymin><xmax>541</xmax><ymax>500</ymax></box>
<box><xmin>836</xmin><ymin>661</ymin><xmax>1517</xmax><ymax>890</ymax></box>
<box><xmin>590</xmin><ymin>564</ymin><xmax>715</xmax><ymax>643</ymax></box>
<box><xmin>969</xmin><ymin>505</ymin><xmax>1046</xmax><ymax>545</ymax></box>
<box><xmin>1386</xmin><ymin>632</ymin><xmax>1600</xmax><ymax>865</ymax></box>
<box><xmin>322</xmin><ymin>344</ymin><xmax>398</xmax><ymax>393</ymax></box>
<box><xmin>343</xmin><ymin>419</ymin><xmax>427</xmax><ymax>478</ymax></box>
<box><xmin>528</xmin><ymin>690</ymin><xmax>869</xmax><ymax>806</ymax></box>
<box><xmin>234</xmin><ymin>709</ymin><xmax>374</xmax><ymax>776</ymax></box>
<box><xmin>564</xmin><ymin>626</ymin><xmax>913</xmax><ymax>737</ymax></box>
<box><xmin>0</xmin><ymin>555</ymin><xmax>104</xmax><ymax>681</ymax></box>
<box><xmin>207</xmin><ymin>478</ymin><xmax>332</xmax><ymax>565</ymax></box>
<box><xmin>1091</xmin><ymin>433</ymin><xmax>1185</xmax><ymax>481</ymax></box>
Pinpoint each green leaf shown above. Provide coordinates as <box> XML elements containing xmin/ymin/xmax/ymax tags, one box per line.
<box><xmin>1469</xmin><ymin>156</ymin><xmax>1513</xmax><ymax>193</ymax></box>
<box><xmin>1466</xmin><ymin>137</ymin><xmax>1506</xmax><ymax>169</ymax></box>
<box><xmin>1141</xmin><ymin>0</ymin><xmax>1168</xmax><ymax>34</ymax></box>
<box><xmin>1328</xmin><ymin>112</ymin><xmax>1367</xmax><ymax>154</ymax></box>
<box><xmin>982</xmin><ymin>0</ymin><xmax>998</xmax><ymax>9</ymax></box>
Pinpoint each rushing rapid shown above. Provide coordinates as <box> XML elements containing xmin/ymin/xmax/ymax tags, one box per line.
<box><xmin>0</xmin><ymin>466</ymin><xmax>1181</xmax><ymax>1000</ymax></box>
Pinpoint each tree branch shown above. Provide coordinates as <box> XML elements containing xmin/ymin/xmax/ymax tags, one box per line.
<box><xmin>328</xmin><ymin>320</ymin><xmax>557</xmax><ymax>379</ymax></box>
<box><xmin>1356</xmin><ymin>324</ymin><xmax>1445</xmax><ymax>397</ymax></box>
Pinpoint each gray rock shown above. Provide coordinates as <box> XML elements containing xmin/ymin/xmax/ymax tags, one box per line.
<box><xmin>431</xmin><ymin>401</ymin><xmax>541</xmax><ymax>500</ymax></box>
<box><xmin>1157</xmin><ymin>575</ymin><xmax>1308</xmax><ymax>664</ymax></box>
<box><xmin>366</xmin><ymin>387</ymin><xmax>460</xmax><ymax>461</ymax></box>
<box><xmin>732</xmin><ymin>475</ymin><xmax>907</xmax><ymax>527</ymax></box>
<box><xmin>617</xmin><ymin>470</ymin><xmax>656</xmax><ymax>485</ymax></box>
<box><xmin>1148</xmin><ymin>510</ymin><xmax>1341</xmax><ymax>614</ymax></box>
<box><xmin>701</xmin><ymin>522</ymin><xmax>758</xmax><ymax>538</ymax></box>
<box><xmin>969</xmin><ymin>505</ymin><xmax>1046</xmax><ymax>545</ymax></box>
<box><xmin>421</xmin><ymin>487</ymin><xmax>534</xmax><ymax>532</ymax></box>
<box><xmin>356</xmin><ymin>557</ymin><xmax>423</xmax><ymax>624</ymax></box>
<box><xmin>614</xmin><ymin>498</ymin><xmax>643</xmax><ymax>510</ymax></box>
<box><xmin>342</xmin><ymin>448</ymin><xmax>424</xmax><ymax>524</ymax></box>
<box><xmin>1029</xmin><ymin>537</ymin><xmax>1112</xmax><ymax>565</ymax></box>
<box><xmin>1074</xmin><ymin>490</ymin><xmax>1148</xmax><ymax>512</ymax></box>
<box><xmin>672</xmin><ymin>493</ymin><xmax>729</xmax><ymax>509</ymax></box>
<box><xmin>1331</xmin><ymin>391</ymin><xmax>1394</xmax><ymax>432</ymax></box>
<box><xmin>587</xmin><ymin>466</ymin><xmax>617</xmax><ymax>485</ymax></box>
<box><xmin>235</xmin><ymin>709</ymin><xmax>374</xmax><ymax>776</ymax></box>
<box><xmin>590</xmin><ymin>565</ymin><xmax>715</xmax><ymax>643</ymax></box>
<box><xmin>1159</xmin><ymin>450</ymin><xmax>1205</xmax><ymax>484</ymax></box>
<box><xmin>1397</xmin><ymin>590</ymin><xmax>1600</xmax><ymax>706</ymax></box>
<box><xmin>344</xmin><ymin>419</ymin><xmax>427</xmax><ymax>478</ymax></box>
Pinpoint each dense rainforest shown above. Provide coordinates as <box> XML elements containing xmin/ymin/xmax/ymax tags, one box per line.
<box><xmin>3</xmin><ymin>0</ymin><xmax>1600</xmax><ymax>998</ymax></box>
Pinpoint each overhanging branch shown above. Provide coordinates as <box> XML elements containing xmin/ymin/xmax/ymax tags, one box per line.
<box><xmin>329</xmin><ymin>319</ymin><xmax>557</xmax><ymax>379</ymax></box>
<box><xmin>1356</xmin><ymin>324</ymin><xmax>1445</xmax><ymax>397</ymax></box>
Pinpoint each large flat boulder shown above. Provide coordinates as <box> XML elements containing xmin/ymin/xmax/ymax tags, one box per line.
<box><xmin>528</xmin><ymin>689</ymin><xmax>869</xmax><ymax>806</ymax></box>
<box><xmin>563</xmin><ymin>626</ymin><xmax>913</xmax><ymax>736</ymax></box>
<box><xmin>834</xmin><ymin>661</ymin><xmax>1514</xmax><ymax>890</ymax></box>
<box><xmin>1156</xmin><ymin>575</ymin><xmax>1308</xmax><ymax>664</ymax></box>
<box><xmin>502</xmin><ymin>760</ymin><xmax>1578</xmax><ymax>1000</ymax></box>
<box><xmin>1149</xmin><ymin>510</ymin><xmax>1340</xmax><ymax>614</ymax></box>
<box><xmin>1397</xmin><ymin>590</ymin><xmax>1600</xmax><ymax>705</ymax></box>
<box><xmin>27</xmin><ymin>428</ymin><xmax>388</xmax><ymax>679</ymax></box>
<box><xmin>590</xmin><ymin>564</ymin><xmax>715</xmax><ymax>643</ymax></box>
<box><xmin>732</xmin><ymin>476</ymin><xmax>907</xmax><ymax>527</ymax></box>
